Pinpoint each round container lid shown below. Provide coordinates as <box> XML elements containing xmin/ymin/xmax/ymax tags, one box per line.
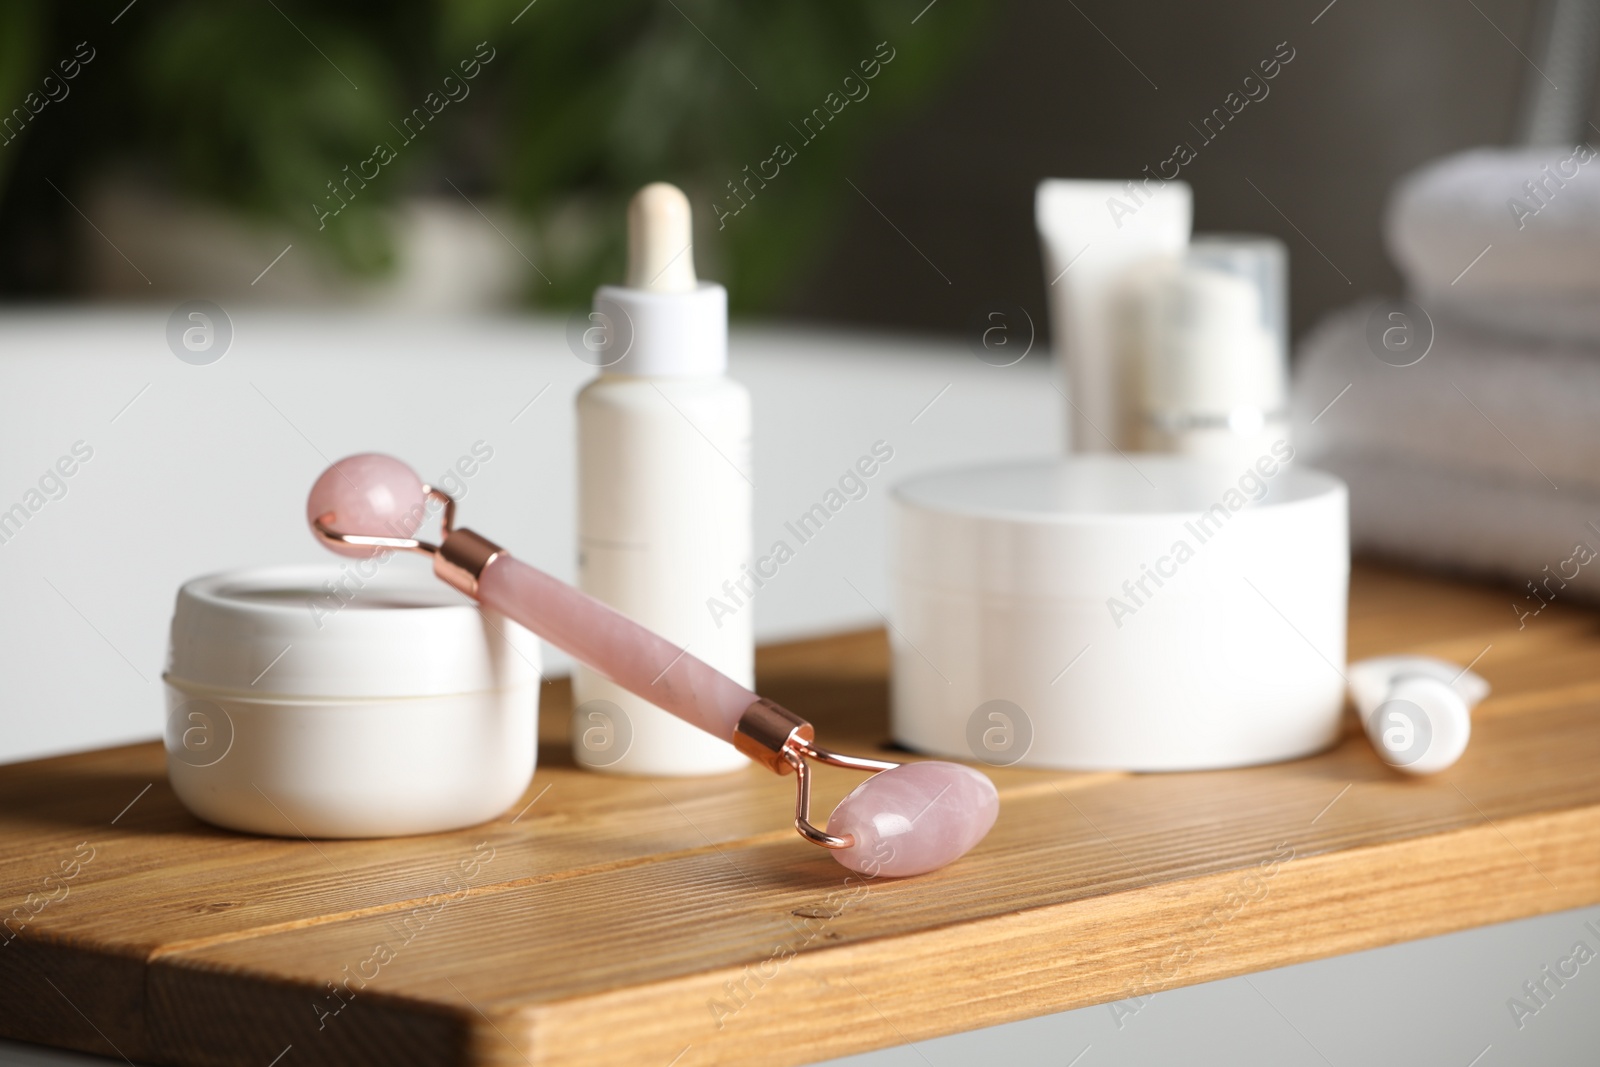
<box><xmin>893</xmin><ymin>454</ymin><xmax>1347</xmax><ymax>601</ymax></box>
<box><xmin>165</xmin><ymin>565</ymin><xmax>541</xmax><ymax>699</ymax></box>
<box><xmin>895</xmin><ymin>454</ymin><xmax>1339</xmax><ymax>523</ymax></box>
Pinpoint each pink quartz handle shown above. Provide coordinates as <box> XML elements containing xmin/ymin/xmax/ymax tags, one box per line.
<box><xmin>477</xmin><ymin>553</ymin><xmax>757</xmax><ymax>742</ymax></box>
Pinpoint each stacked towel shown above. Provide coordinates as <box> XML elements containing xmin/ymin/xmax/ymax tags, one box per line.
<box><xmin>1308</xmin><ymin>448</ymin><xmax>1600</xmax><ymax>614</ymax></box>
<box><xmin>1293</xmin><ymin>305</ymin><xmax>1600</xmax><ymax>608</ymax></box>
<box><xmin>1296</xmin><ymin>305</ymin><xmax>1600</xmax><ymax>491</ymax></box>
<box><xmin>1386</xmin><ymin>145</ymin><xmax>1600</xmax><ymax>346</ymax></box>
<box><xmin>1295</xmin><ymin>145</ymin><xmax>1600</xmax><ymax>607</ymax></box>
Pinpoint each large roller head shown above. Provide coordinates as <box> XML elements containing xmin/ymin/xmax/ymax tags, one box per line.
<box><xmin>826</xmin><ymin>762</ymin><xmax>998</xmax><ymax>877</ymax></box>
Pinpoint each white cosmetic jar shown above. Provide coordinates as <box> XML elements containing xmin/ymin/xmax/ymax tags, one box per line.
<box><xmin>891</xmin><ymin>454</ymin><xmax>1348</xmax><ymax>771</ymax></box>
<box><xmin>163</xmin><ymin>565</ymin><xmax>541</xmax><ymax>838</ymax></box>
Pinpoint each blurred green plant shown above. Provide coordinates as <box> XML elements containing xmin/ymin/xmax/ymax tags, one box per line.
<box><xmin>0</xmin><ymin>1</ymin><xmax>43</xmax><ymax>184</ymax></box>
<box><xmin>136</xmin><ymin>2</ymin><xmax>412</xmax><ymax>275</ymax></box>
<box><xmin>0</xmin><ymin>1</ymin><xmax>987</xmax><ymax>309</ymax></box>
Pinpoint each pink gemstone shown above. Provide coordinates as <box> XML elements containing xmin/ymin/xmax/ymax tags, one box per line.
<box><xmin>306</xmin><ymin>453</ymin><xmax>428</xmax><ymax>558</ymax></box>
<box><xmin>825</xmin><ymin>762</ymin><xmax>998</xmax><ymax>877</ymax></box>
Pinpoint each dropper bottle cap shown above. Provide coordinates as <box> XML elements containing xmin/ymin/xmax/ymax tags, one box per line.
<box><xmin>592</xmin><ymin>182</ymin><xmax>727</xmax><ymax>377</ymax></box>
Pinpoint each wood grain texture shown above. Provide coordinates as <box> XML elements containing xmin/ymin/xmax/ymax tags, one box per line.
<box><xmin>2</xmin><ymin>562</ymin><xmax>1598</xmax><ymax>1066</ymax></box>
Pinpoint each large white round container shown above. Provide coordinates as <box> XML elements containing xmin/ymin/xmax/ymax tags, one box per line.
<box><xmin>164</xmin><ymin>565</ymin><xmax>541</xmax><ymax>838</ymax></box>
<box><xmin>891</xmin><ymin>453</ymin><xmax>1348</xmax><ymax>771</ymax></box>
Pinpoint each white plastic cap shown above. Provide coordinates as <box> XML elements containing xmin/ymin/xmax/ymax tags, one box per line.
<box><xmin>593</xmin><ymin>282</ymin><xmax>728</xmax><ymax>377</ymax></box>
<box><xmin>1142</xmin><ymin>266</ymin><xmax>1280</xmax><ymax>412</ymax></box>
<box><xmin>166</xmin><ymin>565</ymin><xmax>541</xmax><ymax>698</ymax></box>
<box><xmin>1348</xmin><ymin>654</ymin><xmax>1489</xmax><ymax>775</ymax></box>
<box><xmin>593</xmin><ymin>182</ymin><xmax>727</xmax><ymax>377</ymax></box>
<box><xmin>1188</xmin><ymin>234</ymin><xmax>1289</xmax><ymax>365</ymax></box>
<box><xmin>1139</xmin><ymin>233</ymin><xmax>1286</xmax><ymax>422</ymax></box>
<box><xmin>1138</xmin><ymin>234</ymin><xmax>1290</xmax><ymax>444</ymax></box>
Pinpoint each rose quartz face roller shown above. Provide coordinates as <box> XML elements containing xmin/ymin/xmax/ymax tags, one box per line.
<box><xmin>306</xmin><ymin>453</ymin><xmax>998</xmax><ymax>877</ymax></box>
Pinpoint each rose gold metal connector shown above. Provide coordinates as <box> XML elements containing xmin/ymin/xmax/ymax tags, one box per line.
<box><xmin>312</xmin><ymin>486</ymin><xmax>505</xmax><ymax>595</ymax></box>
<box><xmin>734</xmin><ymin>699</ymin><xmax>900</xmax><ymax>849</ymax></box>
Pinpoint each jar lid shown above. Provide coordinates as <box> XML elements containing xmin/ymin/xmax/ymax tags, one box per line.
<box><xmin>893</xmin><ymin>455</ymin><xmax>1346</xmax><ymax>601</ymax></box>
<box><xmin>895</xmin><ymin>454</ymin><xmax>1337</xmax><ymax>520</ymax></box>
<box><xmin>165</xmin><ymin>565</ymin><xmax>541</xmax><ymax>699</ymax></box>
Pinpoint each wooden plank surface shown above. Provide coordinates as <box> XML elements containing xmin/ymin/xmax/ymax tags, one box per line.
<box><xmin>3</xmin><ymin>562</ymin><xmax>1599</xmax><ymax>1066</ymax></box>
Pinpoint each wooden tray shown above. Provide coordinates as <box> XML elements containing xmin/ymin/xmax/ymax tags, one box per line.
<box><xmin>3</xmin><ymin>563</ymin><xmax>1599</xmax><ymax>1066</ymax></box>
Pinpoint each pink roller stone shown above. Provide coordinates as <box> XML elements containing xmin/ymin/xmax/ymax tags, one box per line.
<box><xmin>306</xmin><ymin>453</ymin><xmax>428</xmax><ymax>558</ymax></box>
<box><xmin>826</xmin><ymin>762</ymin><xmax>999</xmax><ymax>877</ymax></box>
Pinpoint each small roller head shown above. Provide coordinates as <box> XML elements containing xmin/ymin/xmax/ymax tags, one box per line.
<box><xmin>826</xmin><ymin>762</ymin><xmax>999</xmax><ymax>877</ymax></box>
<box><xmin>306</xmin><ymin>453</ymin><xmax>428</xmax><ymax>558</ymax></box>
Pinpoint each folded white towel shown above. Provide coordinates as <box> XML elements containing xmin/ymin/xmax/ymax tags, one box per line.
<box><xmin>1293</xmin><ymin>303</ymin><xmax>1600</xmax><ymax>494</ymax></box>
<box><xmin>1313</xmin><ymin>446</ymin><xmax>1600</xmax><ymax>611</ymax></box>
<box><xmin>1386</xmin><ymin>146</ymin><xmax>1600</xmax><ymax>346</ymax></box>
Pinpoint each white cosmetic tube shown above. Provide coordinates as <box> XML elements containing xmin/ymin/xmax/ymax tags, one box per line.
<box><xmin>1035</xmin><ymin>179</ymin><xmax>1193</xmax><ymax>452</ymax></box>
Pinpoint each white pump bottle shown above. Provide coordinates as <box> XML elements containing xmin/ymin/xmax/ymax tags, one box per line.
<box><xmin>573</xmin><ymin>183</ymin><xmax>754</xmax><ymax>776</ymax></box>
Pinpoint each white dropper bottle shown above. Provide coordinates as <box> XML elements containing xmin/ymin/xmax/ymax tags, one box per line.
<box><xmin>573</xmin><ymin>182</ymin><xmax>754</xmax><ymax>776</ymax></box>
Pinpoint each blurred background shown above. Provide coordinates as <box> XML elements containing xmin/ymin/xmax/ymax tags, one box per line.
<box><xmin>0</xmin><ymin>0</ymin><xmax>1546</xmax><ymax>338</ymax></box>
